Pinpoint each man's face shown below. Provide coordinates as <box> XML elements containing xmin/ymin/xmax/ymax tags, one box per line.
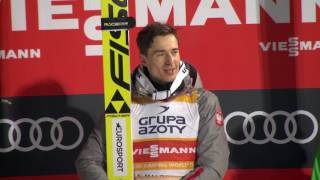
<box><xmin>141</xmin><ymin>34</ymin><xmax>180</xmax><ymax>84</ymax></box>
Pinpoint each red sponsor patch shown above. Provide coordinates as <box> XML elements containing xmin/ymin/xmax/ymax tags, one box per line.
<box><xmin>215</xmin><ymin>111</ymin><xmax>224</xmax><ymax>126</ymax></box>
<box><xmin>133</xmin><ymin>140</ymin><xmax>197</xmax><ymax>162</ymax></box>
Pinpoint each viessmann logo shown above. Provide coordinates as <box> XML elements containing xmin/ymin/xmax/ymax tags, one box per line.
<box><xmin>5</xmin><ymin>0</ymin><xmax>320</xmax><ymax>57</ymax></box>
<box><xmin>138</xmin><ymin>106</ymin><xmax>187</xmax><ymax>135</ymax></box>
<box><xmin>259</xmin><ymin>37</ymin><xmax>320</xmax><ymax>57</ymax></box>
<box><xmin>134</xmin><ymin>144</ymin><xmax>196</xmax><ymax>158</ymax></box>
<box><xmin>0</xmin><ymin>49</ymin><xmax>41</xmax><ymax>60</ymax></box>
<box><xmin>224</xmin><ymin>110</ymin><xmax>318</xmax><ymax>145</ymax></box>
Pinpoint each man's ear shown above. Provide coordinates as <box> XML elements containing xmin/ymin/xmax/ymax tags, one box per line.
<box><xmin>140</xmin><ymin>54</ymin><xmax>147</xmax><ymax>66</ymax></box>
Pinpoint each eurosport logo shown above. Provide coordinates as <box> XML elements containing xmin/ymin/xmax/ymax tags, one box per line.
<box><xmin>112</xmin><ymin>118</ymin><xmax>127</xmax><ymax>176</ymax></box>
<box><xmin>259</xmin><ymin>37</ymin><xmax>320</xmax><ymax>57</ymax></box>
<box><xmin>0</xmin><ymin>116</ymin><xmax>84</xmax><ymax>152</ymax></box>
<box><xmin>224</xmin><ymin>110</ymin><xmax>318</xmax><ymax>145</ymax></box>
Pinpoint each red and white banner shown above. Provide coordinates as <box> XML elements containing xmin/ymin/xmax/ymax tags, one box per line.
<box><xmin>1</xmin><ymin>0</ymin><xmax>320</xmax><ymax>180</ymax></box>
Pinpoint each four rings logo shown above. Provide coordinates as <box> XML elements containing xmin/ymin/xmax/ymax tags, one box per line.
<box><xmin>0</xmin><ymin>116</ymin><xmax>84</xmax><ymax>152</ymax></box>
<box><xmin>224</xmin><ymin>110</ymin><xmax>318</xmax><ymax>145</ymax></box>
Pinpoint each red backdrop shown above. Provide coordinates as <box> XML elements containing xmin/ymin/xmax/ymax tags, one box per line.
<box><xmin>1</xmin><ymin>0</ymin><xmax>319</xmax><ymax>179</ymax></box>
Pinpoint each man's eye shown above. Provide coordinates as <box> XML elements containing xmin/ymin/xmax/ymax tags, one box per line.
<box><xmin>172</xmin><ymin>51</ymin><xmax>179</xmax><ymax>55</ymax></box>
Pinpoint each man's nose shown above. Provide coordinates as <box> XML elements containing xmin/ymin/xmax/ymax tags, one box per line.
<box><xmin>165</xmin><ymin>53</ymin><xmax>174</xmax><ymax>64</ymax></box>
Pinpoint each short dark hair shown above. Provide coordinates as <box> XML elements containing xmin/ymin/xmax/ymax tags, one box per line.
<box><xmin>136</xmin><ymin>22</ymin><xmax>178</xmax><ymax>55</ymax></box>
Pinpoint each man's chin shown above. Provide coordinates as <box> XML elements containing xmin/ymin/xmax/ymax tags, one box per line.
<box><xmin>165</xmin><ymin>72</ymin><xmax>178</xmax><ymax>79</ymax></box>
<box><xmin>164</xmin><ymin>77</ymin><xmax>177</xmax><ymax>83</ymax></box>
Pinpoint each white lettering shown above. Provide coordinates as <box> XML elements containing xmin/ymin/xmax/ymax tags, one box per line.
<box><xmin>272</xmin><ymin>42</ymin><xmax>277</xmax><ymax>51</ymax></box>
<box><xmin>0</xmin><ymin>50</ymin><xmax>6</xmax><ymax>59</ymax></box>
<box><xmin>288</xmin><ymin>37</ymin><xmax>299</xmax><ymax>56</ymax></box>
<box><xmin>6</xmin><ymin>50</ymin><xmax>17</xmax><ymax>59</ymax></box>
<box><xmin>0</xmin><ymin>49</ymin><xmax>41</xmax><ymax>60</ymax></box>
<box><xmin>191</xmin><ymin>0</ymin><xmax>241</xmax><ymax>25</ymax></box>
<box><xmin>38</xmin><ymin>0</ymin><xmax>79</xmax><ymax>30</ymax></box>
<box><xmin>85</xmin><ymin>45</ymin><xmax>102</xmax><ymax>56</ymax></box>
<box><xmin>259</xmin><ymin>42</ymin><xmax>271</xmax><ymax>51</ymax></box>
<box><xmin>136</xmin><ymin>0</ymin><xmax>186</xmax><ymax>27</ymax></box>
<box><xmin>302</xmin><ymin>0</ymin><xmax>320</xmax><ymax>22</ymax></box>
<box><xmin>246</xmin><ymin>0</ymin><xmax>290</xmax><ymax>24</ymax></box>
<box><xmin>17</xmin><ymin>49</ymin><xmax>28</xmax><ymax>58</ymax></box>
<box><xmin>11</xmin><ymin>0</ymin><xmax>27</xmax><ymax>31</ymax></box>
<box><xmin>8</xmin><ymin>0</ymin><xmax>320</xmax><ymax>32</ymax></box>
<box><xmin>314</xmin><ymin>41</ymin><xmax>320</xmax><ymax>50</ymax></box>
<box><xmin>134</xmin><ymin>0</ymin><xmax>318</xmax><ymax>26</ymax></box>
<box><xmin>170</xmin><ymin>147</ymin><xmax>179</xmax><ymax>154</ymax></box>
<box><xmin>143</xmin><ymin>148</ymin><xmax>149</xmax><ymax>155</ymax></box>
<box><xmin>189</xmin><ymin>147</ymin><xmax>196</xmax><ymax>154</ymax></box>
<box><xmin>159</xmin><ymin>147</ymin><xmax>170</xmax><ymax>154</ymax></box>
<box><xmin>150</xmin><ymin>144</ymin><xmax>159</xmax><ymax>158</ymax></box>
<box><xmin>300</xmin><ymin>41</ymin><xmax>313</xmax><ymax>50</ymax></box>
<box><xmin>259</xmin><ymin>37</ymin><xmax>320</xmax><ymax>57</ymax></box>
<box><xmin>288</xmin><ymin>37</ymin><xmax>299</xmax><ymax>46</ymax></box>
<box><xmin>278</xmin><ymin>42</ymin><xmax>288</xmax><ymax>51</ymax></box>
<box><xmin>134</xmin><ymin>145</ymin><xmax>196</xmax><ymax>159</ymax></box>
<box><xmin>288</xmin><ymin>46</ymin><xmax>299</xmax><ymax>57</ymax></box>
<box><xmin>84</xmin><ymin>0</ymin><xmax>100</xmax><ymax>10</ymax></box>
<box><xmin>83</xmin><ymin>0</ymin><xmax>101</xmax><ymax>56</ymax></box>
<box><xmin>84</xmin><ymin>16</ymin><xmax>101</xmax><ymax>41</ymax></box>
<box><xmin>30</xmin><ymin>49</ymin><xmax>41</xmax><ymax>58</ymax></box>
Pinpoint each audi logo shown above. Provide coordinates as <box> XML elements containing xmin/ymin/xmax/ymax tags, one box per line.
<box><xmin>0</xmin><ymin>117</ymin><xmax>84</xmax><ymax>152</ymax></box>
<box><xmin>224</xmin><ymin>110</ymin><xmax>318</xmax><ymax>145</ymax></box>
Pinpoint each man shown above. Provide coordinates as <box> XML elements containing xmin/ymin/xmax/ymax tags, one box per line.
<box><xmin>75</xmin><ymin>22</ymin><xmax>229</xmax><ymax>180</ymax></box>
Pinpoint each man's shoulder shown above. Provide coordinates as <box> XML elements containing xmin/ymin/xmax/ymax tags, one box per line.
<box><xmin>195</xmin><ymin>88</ymin><xmax>219</xmax><ymax>103</ymax></box>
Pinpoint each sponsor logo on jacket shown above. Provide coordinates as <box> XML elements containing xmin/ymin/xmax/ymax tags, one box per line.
<box><xmin>138</xmin><ymin>115</ymin><xmax>186</xmax><ymax>135</ymax></box>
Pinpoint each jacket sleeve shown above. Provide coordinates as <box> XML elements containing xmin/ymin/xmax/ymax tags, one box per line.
<box><xmin>183</xmin><ymin>89</ymin><xmax>229</xmax><ymax>180</ymax></box>
<box><xmin>75</xmin><ymin>125</ymin><xmax>108</xmax><ymax>180</ymax></box>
